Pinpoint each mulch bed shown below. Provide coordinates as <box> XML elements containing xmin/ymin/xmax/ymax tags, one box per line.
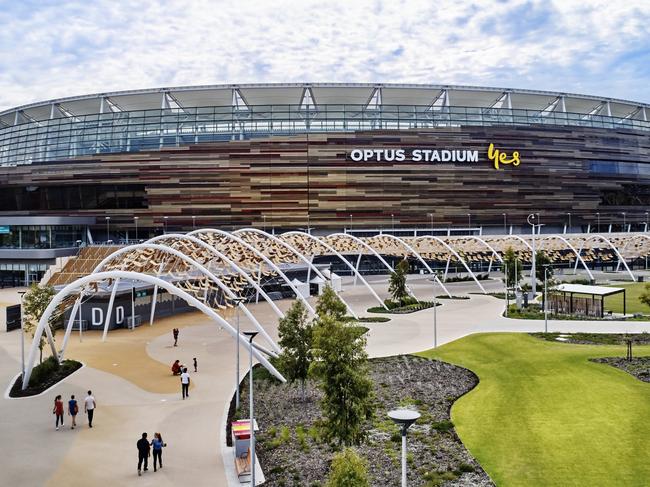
<box><xmin>229</xmin><ymin>355</ymin><xmax>493</xmax><ymax>486</ymax></box>
<box><xmin>9</xmin><ymin>360</ymin><xmax>82</xmax><ymax>398</ymax></box>
<box><xmin>591</xmin><ymin>357</ymin><xmax>650</xmax><ymax>383</ymax></box>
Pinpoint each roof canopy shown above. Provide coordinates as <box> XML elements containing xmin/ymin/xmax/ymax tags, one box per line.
<box><xmin>555</xmin><ymin>283</ymin><xmax>625</xmax><ymax>297</ymax></box>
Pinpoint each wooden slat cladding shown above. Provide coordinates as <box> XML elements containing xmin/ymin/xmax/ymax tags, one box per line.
<box><xmin>0</xmin><ymin>126</ymin><xmax>648</xmax><ymax>230</ymax></box>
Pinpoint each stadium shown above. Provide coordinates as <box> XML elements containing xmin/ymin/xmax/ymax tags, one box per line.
<box><xmin>0</xmin><ymin>83</ymin><xmax>649</xmax><ymax>284</ymax></box>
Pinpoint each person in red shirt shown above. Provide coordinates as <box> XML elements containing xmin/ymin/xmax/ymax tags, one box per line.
<box><xmin>53</xmin><ymin>395</ymin><xmax>64</xmax><ymax>430</ymax></box>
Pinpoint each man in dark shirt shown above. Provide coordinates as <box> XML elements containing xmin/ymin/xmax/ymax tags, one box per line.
<box><xmin>137</xmin><ymin>432</ymin><xmax>150</xmax><ymax>476</ymax></box>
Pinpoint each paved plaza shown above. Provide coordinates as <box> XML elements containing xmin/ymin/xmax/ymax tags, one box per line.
<box><xmin>1</xmin><ymin>275</ymin><xmax>649</xmax><ymax>486</ymax></box>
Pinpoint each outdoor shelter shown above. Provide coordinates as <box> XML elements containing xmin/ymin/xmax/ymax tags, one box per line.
<box><xmin>553</xmin><ymin>284</ymin><xmax>626</xmax><ymax>318</ymax></box>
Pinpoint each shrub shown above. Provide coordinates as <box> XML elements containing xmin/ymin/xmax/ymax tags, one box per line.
<box><xmin>431</xmin><ymin>420</ymin><xmax>454</xmax><ymax>432</ymax></box>
<box><xmin>326</xmin><ymin>448</ymin><xmax>369</xmax><ymax>487</ymax></box>
<box><xmin>458</xmin><ymin>462</ymin><xmax>475</xmax><ymax>473</ymax></box>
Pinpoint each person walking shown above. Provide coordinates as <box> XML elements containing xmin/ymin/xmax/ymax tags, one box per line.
<box><xmin>53</xmin><ymin>395</ymin><xmax>64</xmax><ymax>430</ymax></box>
<box><xmin>172</xmin><ymin>328</ymin><xmax>179</xmax><ymax>346</ymax></box>
<box><xmin>151</xmin><ymin>432</ymin><xmax>166</xmax><ymax>472</ymax></box>
<box><xmin>180</xmin><ymin>367</ymin><xmax>190</xmax><ymax>399</ymax></box>
<box><xmin>137</xmin><ymin>432</ymin><xmax>150</xmax><ymax>476</ymax></box>
<box><xmin>68</xmin><ymin>394</ymin><xmax>78</xmax><ymax>429</ymax></box>
<box><xmin>193</xmin><ymin>357</ymin><xmax>197</xmax><ymax>373</ymax></box>
<box><xmin>84</xmin><ymin>390</ymin><xmax>96</xmax><ymax>428</ymax></box>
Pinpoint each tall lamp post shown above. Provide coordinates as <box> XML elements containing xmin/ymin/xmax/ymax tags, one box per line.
<box><xmin>543</xmin><ymin>265</ymin><xmax>551</xmax><ymax>333</ymax></box>
<box><xmin>429</xmin><ymin>277</ymin><xmax>438</xmax><ymax>348</ymax></box>
<box><xmin>232</xmin><ymin>298</ymin><xmax>245</xmax><ymax>409</ymax></box>
<box><xmin>349</xmin><ymin>214</ymin><xmax>353</xmax><ymax>233</ymax></box>
<box><xmin>18</xmin><ymin>290</ymin><xmax>26</xmax><ymax>379</ymax></box>
<box><xmin>388</xmin><ymin>409</ymin><xmax>421</xmax><ymax>487</ymax></box>
<box><xmin>192</xmin><ymin>215</ymin><xmax>196</xmax><ymax>230</ymax></box>
<box><xmin>105</xmin><ymin>216</ymin><xmax>110</xmax><ymax>243</ymax></box>
<box><xmin>467</xmin><ymin>213</ymin><xmax>471</xmax><ymax>230</ymax></box>
<box><xmin>621</xmin><ymin>212</ymin><xmax>626</xmax><ymax>232</ymax></box>
<box><xmin>428</xmin><ymin>213</ymin><xmax>433</xmax><ymax>233</ymax></box>
<box><xmin>243</xmin><ymin>331</ymin><xmax>259</xmax><ymax>486</ymax></box>
<box><xmin>391</xmin><ymin>213</ymin><xmax>395</xmax><ymax>233</ymax></box>
<box><xmin>163</xmin><ymin>216</ymin><xmax>168</xmax><ymax>234</ymax></box>
<box><xmin>134</xmin><ymin>216</ymin><xmax>139</xmax><ymax>242</ymax></box>
<box><xmin>527</xmin><ymin>213</ymin><xmax>537</xmax><ymax>298</ymax></box>
<box><xmin>502</xmin><ymin>212</ymin><xmax>507</xmax><ymax>234</ymax></box>
<box><xmin>596</xmin><ymin>212</ymin><xmax>600</xmax><ymax>233</ymax></box>
<box><xmin>566</xmin><ymin>212</ymin><xmax>571</xmax><ymax>234</ymax></box>
<box><xmin>645</xmin><ymin>212</ymin><xmax>649</xmax><ymax>232</ymax></box>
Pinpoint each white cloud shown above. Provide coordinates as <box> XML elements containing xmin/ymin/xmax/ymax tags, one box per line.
<box><xmin>0</xmin><ymin>0</ymin><xmax>648</xmax><ymax>111</ymax></box>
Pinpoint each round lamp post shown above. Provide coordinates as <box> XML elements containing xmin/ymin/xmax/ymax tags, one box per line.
<box><xmin>388</xmin><ymin>409</ymin><xmax>420</xmax><ymax>487</ymax></box>
<box><xmin>243</xmin><ymin>331</ymin><xmax>259</xmax><ymax>486</ymax></box>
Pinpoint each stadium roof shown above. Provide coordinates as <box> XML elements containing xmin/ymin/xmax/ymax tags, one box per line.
<box><xmin>2</xmin><ymin>83</ymin><xmax>649</xmax><ymax>128</ymax></box>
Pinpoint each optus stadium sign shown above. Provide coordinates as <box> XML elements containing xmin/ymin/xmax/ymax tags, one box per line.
<box><xmin>348</xmin><ymin>143</ymin><xmax>520</xmax><ymax>170</ymax></box>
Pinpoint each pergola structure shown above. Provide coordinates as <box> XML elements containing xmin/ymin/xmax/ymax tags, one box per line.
<box><xmin>24</xmin><ymin>229</ymin><xmax>650</xmax><ymax>389</ymax></box>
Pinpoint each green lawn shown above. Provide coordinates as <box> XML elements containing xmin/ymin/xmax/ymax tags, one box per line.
<box><xmin>418</xmin><ymin>333</ymin><xmax>650</xmax><ymax>486</ymax></box>
<box><xmin>604</xmin><ymin>282</ymin><xmax>650</xmax><ymax>314</ymax></box>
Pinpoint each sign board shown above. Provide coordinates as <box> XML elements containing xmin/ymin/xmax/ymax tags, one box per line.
<box><xmin>0</xmin><ymin>226</ymin><xmax>10</xmax><ymax>234</ymax></box>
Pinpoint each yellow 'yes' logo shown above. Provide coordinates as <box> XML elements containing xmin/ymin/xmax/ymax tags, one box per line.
<box><xmin>487</xmin><ymin>143</ymin><xmax>520</xmax><ymax>170</ymax></box>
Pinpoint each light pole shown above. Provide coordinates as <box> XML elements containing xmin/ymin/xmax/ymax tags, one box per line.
<box><xmin>504</xmin><ymin>261</ymin><xmax>509</xmax><ymax>317</ymax></box>
<box><xmin>430</xmin><ymin>278</ymin><xmax>438</xmax><ymax>347</ymax></box>
<box><xmin>192</xmin><ymin>215</ymin><xmax>196</xmax><ymax>230</ymax></box>
<box><xmin>527</xmin><ymin>213</ymin><xmax>537</xmax><ymax>298</ymax></box>
<box><xmin>467</xmin><ymin>213</ymin><xmax>471</xmax><ymax>232</ymax></box>
<box><xmin>428</xmin><ymin>213</ymin><xmax>433</xmax><ymax>233</ymax></box>
<box><xmin>566</xmin><ymin>212</ymin><xmax>571</xmax><ymax>233</ymax></box>
<box><xmin>18</xmin><ymin>290</ymin><xmax>26</xmax><ymax>379</ymax></box>
<box><xmin>105</xmin><ymin>216</ymin><xmax>110</xmax><ymax>243</ymax></box>
<box><xmin>243</xmin><ymin>331</ymin><xmax>259</xmax><ymax>486</ymax></box>
<box><xmin>134</xmin><ymin>216</ymin><xmax>139</xmax><ymax>242</ymax></box>
<box><xmin>388</xmin><ymin>409</ymin><xmax>420</xmax><ymax>487</ymax></box>
<box><xmin>232</xmin><ymin>298</ymin><xmax>245</xmax><ymax>410</ymax></box>
<box><xmin>621</xmin><ymin>212</ymin><xmax>626</xmax><ymax>232</ymax></box>
<box><xmin>596</xmin><ymin>212</ymin><xmax>600</xmax><ymax>233</ymax></box>
<box><xmin>391</xmin><ymin>214</ymin><xmax>395</xmax><ymax>233</ymax></box>
<box><xmin>543</xmin><ymin>265</ymin><xmax>551</xmax><ymax>333</ymax></box>
<box><xmin>163</xmin><ymin>216</ymin><xmax>168</xmax><ymax>234</ymax></box>
<box><xmin>645</xmin><ymin>212</ymin><xmax>649</xmax><ymax>232</ymax></box>
<box><xmin>502</xmin><ymin>213</ymin><xmax>507</xmax><ymax>234</ymax></box>
<box><xmin>349</xmin><ymin>214</ymin><xmax>353</xmax><ymax>233</ymax></box>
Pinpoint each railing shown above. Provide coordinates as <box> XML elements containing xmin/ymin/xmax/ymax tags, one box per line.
<box><xmin>1</xmin><ymin>104</ymin><xmax>649</xmax><ymax>166</ymax></box>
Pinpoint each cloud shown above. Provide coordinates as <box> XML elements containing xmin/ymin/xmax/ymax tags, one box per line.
<box><xmin>0</xmin><ymin>0</ymin><xmax>648</xmax><ymax>112</ymax></box>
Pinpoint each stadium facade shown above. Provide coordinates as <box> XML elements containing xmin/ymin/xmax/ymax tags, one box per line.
<box><xmin>0</xmin><ymin>83</ymin><xmax>649</xmax><ymax>284</ymax></box>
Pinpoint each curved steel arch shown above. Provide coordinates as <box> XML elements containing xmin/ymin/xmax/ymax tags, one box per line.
<box><xmin>536</xmin><ymin>235</ymin><xmax>595</xmax><ymax>281</ymax></box>
<box><xmin>189</xmin><ymin>229</ymin><xmax>317</xmax><ymax>316</ymax></box>
<box><xmin>147</xmin><ymin>233</ymin><xmax>284</xmax><ymax>320</ymax></box>
<box><xmin>413</xmin><ymin>235</ymin><xmax>487</xmax><ymax>293</ymax></box>
<box><xmin>487</xmin><ymin>234</ymin><xmax>534</xmax><ymax>252</ymax></box>
<box><xmin>93</xmin><ymin>243</ymin><xmax>279</xmax><ymax>352</ymax></box>
<box><xmin>22</xmin><ymin>270</ymin><xmax>286</xmax><ymax>390</ymax></box>
<box><xmin>234</xmin><ymin>228</ymin><xmax>358</xmax><ymax>319</ymax></box>
<box><xmin>456</xmin><ymin>236</ymin><xmax>504</xmax><ymax>263</ymax></box>
<box><xmin>281</xmin><ymin>231</ymin><xmax>388</xmax><ymax>310</ymax></box>
<box><xmin>614</xmin><ymin>234</ymin><xmax>650</xmax><ymax>271</ymax></box>
<box><xmin>575</xmin><ymin>234</ymin><xmax>636</xmax><ymax>281</ymax></box>
<box><xmin>367</xmin><ymin>233</ymin><xmax>452</xmax><ymax>297</ymax></box>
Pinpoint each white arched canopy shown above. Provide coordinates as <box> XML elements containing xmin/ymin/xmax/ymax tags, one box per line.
<box><xmin>22</xmin><ymin>270</ymin><xmax>286</xmax><ymax>390</ymax></box>
<box><xmin>574</xmin><ymin>234</ymin><xmax>636</xmax><ymax>281</ymax></box>
<box><xmin>537</xmin><ymin>235</ymin><xmax>595</xmax><ymax>281</ymax></box>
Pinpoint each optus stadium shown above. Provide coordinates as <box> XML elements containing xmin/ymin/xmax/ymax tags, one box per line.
<box><xmin>0</xmin><ymin>83</ymin><xmax>649</xmax><ymax>283</ymax></box>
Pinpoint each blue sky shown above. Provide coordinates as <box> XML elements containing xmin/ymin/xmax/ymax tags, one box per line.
<box><xmin>0</xmin><ymin>0</ymin><xmax>648</xmax><ymax>111</ymax></box>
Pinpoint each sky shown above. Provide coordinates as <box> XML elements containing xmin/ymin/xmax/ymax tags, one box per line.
<box><xmin>0</xmin><ymin>0</ymin><xmax>648</xmax><ymax>112</ymax></box>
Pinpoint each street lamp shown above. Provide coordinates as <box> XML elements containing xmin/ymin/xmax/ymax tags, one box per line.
<box><xmin>232</xmin><ymin>297</ymin><xmax>245</xmax><ymax>410</ymax></box>
<box><xmin>163</xmin><ymin>216</ymin><xmax>168</xmax><ymax>234</ymax></box>
<box><xmin>391</xmin><ymin>214</ymin><xmax>395</xmax><ymax>233</ymax></box>
<box><xmin>502</xmin><ymin>213</ymin><xmax>507</xmax><ymax>234</ymax></box>
<box><xmin>428</xmin><ymin>213</ymin><xmax>433</xmax><ymax>233</ymax></box>
<box><xmin>349</xmin><ymin>214</ymin><xmax>353</xmax><ymax>233</ymax></box>
<box><xmin>543</xmin><ymin>265</ymin><xmax>552</xmax><ymax>333</ymax></box>
<box><xmin>527</xmin><ymin>213</ymin><xmax>537</xmax><ymax>298</ymax></box>
<box><xmin>134</xmin><ymin>216</ymin><xmax>139</xmax><ymax>242</ymax></box>
<box><xmin>566</xmin><ymin>212</ymin><xmax>571</xmax><ymax>233</ymax></box>
<box><xmin>18</xmin><ymin>290</ymin><xmax>26</xmax><ymax>379</ymax></box>
<box><xmin>243</xmin><ymin>331</ymin><xmax>259</xmax><ymax>486</ymax></box>
<box><xmin>621</xmin><ymin>212</ymin><xmax>626</xmax><ymax>232</ymax></box>
<box><xmin>105</xmin><ymin>216</ymin><xmax>110</xmax><ymax>243</ymax></box>
<box><xmin>388</xmin><ymin>409</ymin><xmax>421</xmax><ymax>487</ymax></box>
<box><xmin>645</xmin><ymin>212</ymin><xmax>649</xmax><ymax>232</ymax></box>
<box><xmin>429</xmin><ymin>278</ymin><xmax>439</xmax><ymax>347</ymax></box>
<box><xmin>596</xmin><ymin>212</ymin><xmax>600</xmax><ymax>233</ymax></box>
<box><xmin>467</xmin><ymin>213</ymin><xmax>471</xmax><ymax>231</ymax></box>
<box><xmin>192</xmin><ymin>215</ymin><xmax>196</xmax><ymax>230</ymax></box>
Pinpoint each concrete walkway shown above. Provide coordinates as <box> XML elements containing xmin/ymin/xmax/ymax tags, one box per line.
<box><xmin>0</xmin><ymin>275</ymin><xmax>648</xmax><ymax>486</ymax></box>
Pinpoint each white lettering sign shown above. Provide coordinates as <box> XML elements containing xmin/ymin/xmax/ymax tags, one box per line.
<box><xmin>349</xmin><ymin>148</ymin><xmax>479</xmax><ymax>163</ymax></box>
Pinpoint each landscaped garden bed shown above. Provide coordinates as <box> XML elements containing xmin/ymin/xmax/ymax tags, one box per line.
<box><xmin>230</xmin><ymin>356</ymin><xmax>492</xmax><ymax>486</ymax></box>
<box><xmin>591</xmin><ymin>357</ymin><xmax>650</xmax><ymax>383</ymax></box>
<box><xmin>435</xmin><ymin>295</ymin><xmax>470</xmax><ymax>300</ymax></box>
<box><xmin>9</xmin><ymin>356</ymin><xmax>82</xmax><ymax>398</ymax></box>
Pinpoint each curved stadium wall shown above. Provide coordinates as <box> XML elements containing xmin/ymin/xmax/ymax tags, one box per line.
<box><xmin>0</xmin><ymin>83</ymin><xmax>649</xmax><ymax>233</ymax></box>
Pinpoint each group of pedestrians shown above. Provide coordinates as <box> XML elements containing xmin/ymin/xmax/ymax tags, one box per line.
<box><xmin>52</xmin><ymin>390</ymin><xmax>96</xmax><ymax>430</ymax></box>
<box><xmin>137</xmin><ymin>431</ymin><xmax>166</xmax><ymax>476</ymax></box>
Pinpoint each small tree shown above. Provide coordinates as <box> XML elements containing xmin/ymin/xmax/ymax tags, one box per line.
<box><xmin>639</xmin><ymin>283</ymin><xmax>650</xmax><ymax>311</ymax></box>
<box><xmin>277</xmin><ymin>300</ymin><xmax>313</xmax><ymax>400</ymax></box>
<box><xmin>311</xmin><ymin>315</ymin><xmax>374</xmax><ymax>446</ymax></box>
<box><xmin>326</xmin><ymin>448</ymin><xmax>370</xmax><ymax>487</ymax></box>
<box><xmin>388</xmin><ymin>258</ymin><xmax>409</xmax><ymax>305</ymax></box>
<box><xmin>503</xmin><ymin>247</ymin><xmax>522</xmax><ymax>287</ymax></box>
<box><xmin>21</xmin><ymin>283</ymin><xmax>56</xmax><ymax>363</ymax></box>
<box><xmin>316</xmin><ymin>285</ymin><xmax>347</xmax><ymax>321</ymax></box>
<box><xmin>535</xmin><ymin>250</ymin><xmax>553</xmax><ymax>283</ymax></box>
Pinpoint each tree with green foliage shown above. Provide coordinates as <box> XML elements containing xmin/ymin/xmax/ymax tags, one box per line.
<box><xmin>311</xmin><ymin>315</ymin><xmax>374</xmax><ymax>446</ymax></box>
<box><xmin>388</xmin><ymin>258</ymin><xmax>410</xmax><ymax>305</ymax></box>
<box><xmin>503</xmin><ymin>247</ymin><xmax>522</xmax><ymax>287</ymax></box>
<box><xmin>639</xmin><ymin>283</ymin><xmax>650</xmax><ymax>311</ymax></box>
<box><xmin>535</xmin><ymin>250</ymin><xmax>553</xmax><ymax>283</ymax></box>
<box><xmin>326</xmin><ymin>448</ymin><xmax>370</xmax><ymax>487</ymax></box>
<box><xmin>315</xmin><ymin>285</ymin><xmax>347</xmax><ymax>321</ymax></box>
<box><xmin>277</xmin><ymin>300</ymin><xmax>313</xmax><ymax>400</ymax></box>
<box><xmin>21</xmin><ymin>283</ymin><xmax>56</xmax><ymax>363</ymax></box>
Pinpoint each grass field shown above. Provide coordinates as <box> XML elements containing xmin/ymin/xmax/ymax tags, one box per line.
<box><xmin>604</xmin><ymin>282</ymin><xmax>650</xmax><ymax>314</ymax></box>
<box><xmin>419</xmin><ymin>333</ymin><xmax>650</xmax><ymax>486</ymax></box>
